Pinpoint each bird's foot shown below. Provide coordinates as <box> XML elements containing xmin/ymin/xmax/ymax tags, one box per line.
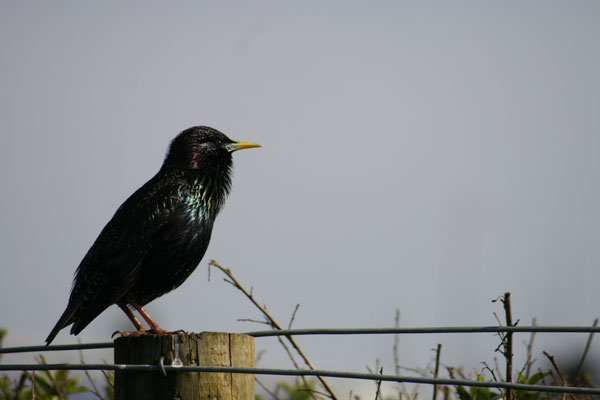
<box><xmin>111</xmin><ymin>328</ymin><xmax>186</xmax><ymax>338</ymax></box>
<box><xmin>147</xmin><ymin>327</ymin><xmax>186</xmax><ymax>336</ymax></box>
<box><xmin>112</xmin><ymin>329</ymin><xmax>147</xmax><ymax>338</ymax></box>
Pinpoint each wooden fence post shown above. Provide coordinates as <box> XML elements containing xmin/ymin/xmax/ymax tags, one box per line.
<box><xmin>114</xmin><ymin>332</ymin><xmax>254</xmax><ymax>400</ymax></box>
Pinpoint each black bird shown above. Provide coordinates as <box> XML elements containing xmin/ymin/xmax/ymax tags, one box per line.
<box><xmin>46</xmin><ymin>126</ymin><xmax>260</xmax><ymax>345</ymax></box>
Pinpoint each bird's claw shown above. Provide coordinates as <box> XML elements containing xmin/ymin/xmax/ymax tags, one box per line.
<box><xmin>111</xmin><ymin>328</ymin><xmax>186</xmax><ymax>338</ymax></box>
<box><xmin>147</xmin><ymin>327</ymin><xmax>187</xmax><ymax>336</ymax></box>
<box><xmin>112</xmin><ymin>329</ymin><xmax>147</xmax><ymax>338</ymax></box>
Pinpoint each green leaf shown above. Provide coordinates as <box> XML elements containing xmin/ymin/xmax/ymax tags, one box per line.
<box><xmin>526</xmin><ymin>371</ymin><xmax>548</xmax><ymax>385</ymax></box>
<box><xmin>456</xmin><ymin>385</ymin><xmax>473</xmax><ymax>400</ymax></box>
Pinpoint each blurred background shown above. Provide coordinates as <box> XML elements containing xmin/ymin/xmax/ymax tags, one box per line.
<box><xmin>1</xmin><ymin>1</ymin><xmax>599</xmax><ymax>397</ymax></box>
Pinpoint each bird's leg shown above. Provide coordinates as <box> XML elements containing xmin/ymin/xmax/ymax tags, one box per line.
<box><xmin>118</xmin><ymin>304</ymin><xmax>146</xmax><ymax>331</ymax></box>
<box><xmin>130</xmin><ymin>301</ymin><xmax>180</xmax><ymax>335</ymax></box>
<box><xmin>112</xmin><ymin>303</ymin><xmax>148</xmax><ymax>338</ymax></box>
<box><xmin>112</xmin><ymin>302</ymin><xmax>184</xmax><ymax>338</ymax></box>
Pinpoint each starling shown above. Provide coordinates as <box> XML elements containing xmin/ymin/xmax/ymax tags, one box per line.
<box><xmin>45</xmin><ymin>126</ymin><xmax>260</xmax><ymax>345</ymax></box>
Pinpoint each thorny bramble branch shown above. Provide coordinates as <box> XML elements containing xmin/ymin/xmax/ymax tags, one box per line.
<box><xmin>208</xmin><ymin>259</ymin><xmax>339</xmax><ymax>400</ymax></box>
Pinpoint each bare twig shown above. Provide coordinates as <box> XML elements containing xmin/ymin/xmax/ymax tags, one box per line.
<box><xmin>258</xmin><ymin>311</ymin><xmax>318</xmax><ymax>398</ymax></box>
<box><xmin>492</xmin><ymin>312</ymin><xmax>503</xmax><ymax>327</ymax></box>
<box><xmin>31</xmin><ymin>370</ymin><xmax>36</xmax><ymax>400</ymax></box>
<box><xmin>256</xmin><ymin>377</ymin><xmax>281</xmax><ymax>400</ymax></box>
<box><xmin>432</xmin><ymin>344</ymin><xmax>442</xmax><ymax>400</ymax></box>
<box><xmin>518</xmin><ymin>355</ymin><xmax>533</xmax><ymax>381</ymax></box>
<box><xmin>494</xmin><ymin>357</ymin><xmax>504</xmax><ymax>382</ymax></box>
<box><xmin>441</xmin><ymin>385</ymin><xmax>450</xmax><ymax>400</ymax></box>
<box><xmin>538</xmin><ymin>367</ymin><xmax>552</xmax><ymax>400</ymax></box>
<box><xmin>455</xmin><ymin>368</ymin><xmax>468</xmax><ymax>380</ymax></box>
<box><xmin>14</xmin><ymin>371</ymin><xmax>28</xmax><ymax>400</ymax></box>
<box><xmin>301</xmin><ymin>387</ymin><xmax>334</xmax><ymax>399</ymax></box>
<box><xmin>37</xmin><ymin>355</ymin><xmax>64</xmax><ymax>399</ymax></box>
<box><xmin>78</xmin><ymin>345</ymin><xmax>105</xmax><ymax>400</ymax></box>
<box><xmin>254</xmin><ymin>348</ymin><xmax>281</xmax><ymax>400</ymax></box>
<box><xmin>366</xmin><ymin>359</ymin><xmax>381</xmax><ymax>376</ymax></box>
<box><xmin>237</xmin><ymin>318</ymin><xmax>271</xmax><ymax>325</ymax></box>
<box><xmin>374</xmin><ymin>367</ymin><xmax>383</xmax><ymax>400</ymax></box>
<box><xmin>100</xmin><ymin>369</ymin><xmax>113</xmax><ymax>393</ymax></box>
<box><xmin>543</xmin><ymin>350</ymin><xmax>576</xmax><ymax>400</ymax></box>
<box><xmin>392</xmin><ymin>309</ymin><xmax>409</xmax><ymax>400</ymax></box>
<box><xmin>276</xmin><ymin>336</ymin><xmax>302</xmax><ymax>370</ymax></box>
<box><xmin>393</xmin><ymin>309</ymin><xmax>401</xmax><ymax>376</ymax></box>
<box><xmin>256</xmin><ymin>349</ymin><xmax>267</xmax><ymax>365</ymax></box>
<box><xmin>480</xmin><ymin>362</ymin><xmax>498</xmax><ymax>382</ymax></box>
<box><xmin>397</xmin><ymin>365</ymin><xmax>429</xmax><ymax>376</ymax></box>
<box><xmin>366</xmin><ymin>362</ymin><xmax>385</xmax><ymax>400</ymax></box>
<box><xmin>543</xmin><ymin>351</ymin><xmax>566</xmax><ymax>384</ymax></box>
<box><xmin>209</xmin><ymin>260</ymin><xmax>338</xmax><ymax>400</ymax></box>
<box><xmin>575</xmin><ymin>318</ymin><xmax>598</xmax><ymax>382</ymax></box>
<box><xmin>263</xmin><ymin>324</ymin><xmax>319</xmax><ymax>399</ymax></box>
<box><xmin>524</xmin><ymin>317</ymin><xmax>537</xmax><ymax>378</ymax></box>
<box><xmin>289</xmin><ymin>304</ymin><xmax>300</xmax><ymax>329</ymax></box>
<box><xmin>501</xmin><ymin>292</ymin><xmax>514</xmax><ymax>400</ymax></box>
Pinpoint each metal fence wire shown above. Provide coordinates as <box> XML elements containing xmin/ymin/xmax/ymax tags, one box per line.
<box><xmin>1</xmin><ymin>325</ymin><xmax>600</xmax><ymax>395</ymax></box>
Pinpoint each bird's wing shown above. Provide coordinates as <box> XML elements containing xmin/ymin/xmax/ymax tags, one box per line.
<box><xmin>74</xmin><ymin>174</ymin><xmax>191</xmax><ymax>305</ymax></box>
<box><xmin>46</xmin><ymin>214</ymin><xmax>150</xmax><ymax>342</ymax></box>
<box><xmin>59</xmin><ymin>174</ymin><xmax>190</xmax><ymax>334</ymax></box>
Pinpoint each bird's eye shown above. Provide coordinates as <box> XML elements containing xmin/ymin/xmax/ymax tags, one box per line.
<box><xmin>223</xmin><ymin>143</ymin><xmax>238</xmax><ymax>152</ymax></box>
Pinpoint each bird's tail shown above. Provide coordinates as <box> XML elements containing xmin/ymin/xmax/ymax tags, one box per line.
<box><xmin>45</xmin><ymin>305</ymin><xmax>77</xmax><ymax>346</ymax></box>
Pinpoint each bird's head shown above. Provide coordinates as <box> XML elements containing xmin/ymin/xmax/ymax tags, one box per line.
<box><xmin>163</xmin><ymin>126</ymin><xmax>261</xmax><ymax>172</ymax></box>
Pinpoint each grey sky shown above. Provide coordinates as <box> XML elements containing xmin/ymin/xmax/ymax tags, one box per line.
<box><xmin>1</xmin><ymin>1</ymin><xmax>600</xmax><ymax>396</ymax></box>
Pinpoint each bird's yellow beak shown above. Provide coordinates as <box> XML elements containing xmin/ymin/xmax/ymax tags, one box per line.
<box><xmin>226</xmin><ymin>141</ymin><xmax>261</xmax><ymax>152</ymax></box>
